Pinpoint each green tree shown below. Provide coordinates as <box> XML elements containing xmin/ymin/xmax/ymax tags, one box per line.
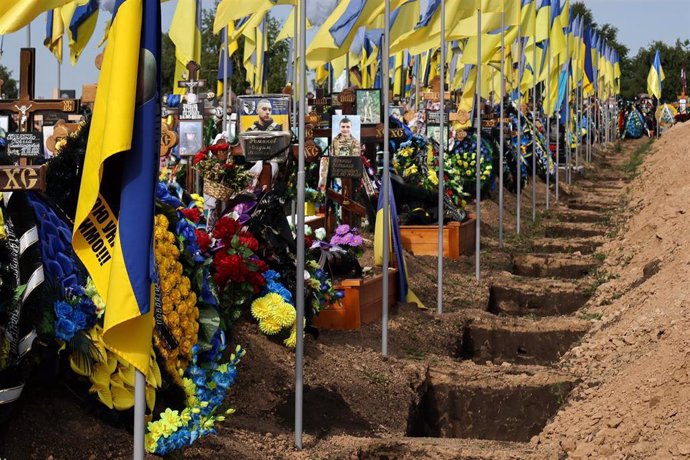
<box><xmin>161</xmin><ymin>33</ymin><xmax>175</xmax><ymax>94</ymax></box>
<box><xmin>0</xmin><ymin>64</ymin><xmax>18</xmax><ymax>99</ymax></box>
<box><xmin>161</xmin><ymin>2</ymin><xmax>290</xmax><ymax>97</ymax></box>
<box><xmin>625</xmin><ymin>40</ymin><xmax>690</xmax><ymax>101</ymax></box>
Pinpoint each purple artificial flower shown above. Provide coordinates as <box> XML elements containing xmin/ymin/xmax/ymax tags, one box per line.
<box><xmin>340</xmin><ymin>232</ymin><xmax>353</xmax><ymax>245</ymax></box>
<box><xmin>351</xmin><ymin>235</ymin><xmax>363</xmax><ymax>247</ymax></box>
<box><xmin>335</xmin><ymin>224</ymin><xmax>350</xmax><ymax>236</ymax></box>
<box><xmin>330</xmin><ymin>235</ymin><xmax>342</xmax><ymax>245</ymax></box>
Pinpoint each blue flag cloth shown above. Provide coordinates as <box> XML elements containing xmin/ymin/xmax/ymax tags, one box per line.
<box><xmin>329</xmin><ymin>0</ymin><xmax>366</xmax><ymax>47</ymax></box>
<box><xmin>376</xmin><ymin>177</ymin><xmax>409</xmax><ymax>303</ymax></box>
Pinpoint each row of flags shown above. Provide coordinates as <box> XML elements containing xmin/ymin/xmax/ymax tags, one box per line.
<box><xmin>0</xmin><ymin>0</ymin><xmax>673</xmax><ymax>378</ymax></box>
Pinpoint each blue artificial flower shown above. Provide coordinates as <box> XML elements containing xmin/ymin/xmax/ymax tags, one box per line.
<box><xmin>72</xmin><ymin>309</ymin><xmax>89</xmax><ymax>331</ymax></box>
<box><xmin>55</xmin><ymin>300</ymin><xmax>73</xmax><ymax>319</ymax></box>
<box><xmin>156</xmin><ymin>182</ymin><xmax>183</xmax><ymax>208</ymax></box>
<box><xmin>55</xmin><ymin>317</ymin><xmax>77</xmax><ymax>342</ymax></box>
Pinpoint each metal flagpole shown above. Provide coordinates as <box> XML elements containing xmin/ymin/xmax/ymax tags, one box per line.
<box><xmin>294</xmin><ymin>0</ymin><xmax>307</xmax><ymax>448</ymax></box>
<box><xmin>223</xmin><ymin>27</ymin><xmax>229</xmax><ymax>133</ymax></box>
<box><xmin>475</xmin><ymin>8</ymin><xmax>481</xmax><ymax>281</ymax></box>
<box><xmin>565</xmin><ymin>38</ymin><xmax>571</xmax><ymax>185</ymax></box>
<box><xmin>531</xmin><ymin>31</ymin><xmax>537</xmax><ymax>222</ymax></box>
<box><xmin>437</xmin><ymin>0</ymin><xmax>446</xmax><ymax>313</ymax></box>
<box><xmin>416</xmin><ymin>53</ymin><xmax>423</xmax><ymax>111</ymax></box>
<box><xmin>57</xmin><ymin>59</ymin><xmax>61</xmax><ymax>98</ymax></box>
<box><xmin>555</xmin><ymin>110</ymin><xmax>560</xmax><ymax>201</ymax></box>
<box><xmin>576</xmin><ymin>86</ymin><xmax>581</xmax><ymax>167</ymax></box>
<box><xmin>516</xmin><ymin>17</ymin><xmax>522</xmax><ymax>234</ymax></box>
<box><xmin>292</xmin><ymin>6</ymin><xmax>298</xmax><ymax>131</ymax></box>
<box><xmin>26</xmin><ymin>24</ymin><xmax>31</xmax><ymax>47</ymax></box>
<box><xmin>382</xmin><ymin>0</ymin><xmax>391</xmax><ymax>353</ymax></box>
<box><xmin>545</xmin><ymin>44</ymin><xmax>550</xmax><ymax>210</ymax></box>
<box><xmin>134</xmin><ymin>370</ymin><xmax>145</xmax><ymax>460</ymax></box>
<box><xmin>346</xmin><ymin>52</ymin><xmax>350</xmax><ymax>87</ymax></box>
<box><xmin>498</xmin><ymin>2</ymin><xmax>505</xmax><ymax>248</ymax></box>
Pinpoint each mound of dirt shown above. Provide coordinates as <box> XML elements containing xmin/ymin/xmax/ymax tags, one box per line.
<box><xmin>537</xmin><ymin>124</ymin><xmax>690</xmax><ymax>458</ymax></box>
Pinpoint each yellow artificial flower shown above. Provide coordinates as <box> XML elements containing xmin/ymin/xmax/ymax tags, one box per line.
<box><xmin>258</xmin><ymin>318</ymin><xmax>283</xmax><ymax>335</ymax></box>
<box><xmin>274</xmin><ymin>303</ymin><xmax>297</xmax><ymax>328</ymax></box>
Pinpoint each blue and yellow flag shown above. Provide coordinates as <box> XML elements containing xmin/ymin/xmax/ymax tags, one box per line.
<box><xmin>647</xmin><ymin>49</ymin><xmax>665</xmax><ymax>100</ymax></box>
<box><xmin>44</xmin><ymin>8</ymin><xmax>64</xmax><ymax>63</ymax></box>
<box><xmin>0</xmin><ymin>0</ymin><xmax>73</xmax><ymax>34</ymax></box>
<box><xmin>72</xmin><ymin>0</ymin><xmax>160</xmax><ymax>375</ymax></box>
<box><xmin>170</xmin><ymin>0</ymin><xmax>202</xmax><ymax>95</ymax></box>
<box><xmin>62</xmin><ymin>0</ymin><xmax>99</xmax><ymax>65</ymax></box>
<box><xmin>217</xmin><ymin>27</ymin><xmax>234</xmax><ymax>96</ymax></box>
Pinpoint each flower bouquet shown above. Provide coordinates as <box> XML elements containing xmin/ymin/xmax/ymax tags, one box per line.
<box><xmin>193</xmin><ymin>144</ymin><xmax>254</xmax><ymax>201</ymax></box>
<box><xmin>329</xmin><ymin>224</ymin><xmax>364</xmax><ymax>258</ymax></box>
<box><xmin>445</xmin><ymin>132</ymin><xmax>494</xmax><ymax>203</ymax></box>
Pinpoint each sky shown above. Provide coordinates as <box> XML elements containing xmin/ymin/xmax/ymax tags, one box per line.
<box><xmin>0</xmin><ymin>0</ymin><xmax>688</xmax><ymax>99</ymax></box>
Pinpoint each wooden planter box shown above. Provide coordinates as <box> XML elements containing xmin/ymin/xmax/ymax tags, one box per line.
<box><xmin>399</xmin><ymin>215</ymin><xmax>476</xmax><ymax>259</ymax></box>
<box><xmin>313</xmin><ymin>269</ymin><xmax>398</xmax><ymax>330</ymax></box>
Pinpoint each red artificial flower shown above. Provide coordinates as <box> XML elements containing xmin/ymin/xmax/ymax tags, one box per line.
<box><xmin>254</xmin><ymin>259</ymin><xmax>269</xmax><ymax>273</ymax></box>
<box><xmin>213</xmin><ymin>252</ymin><xmax>248</xmax><ymax>289</ymax></box>
<box><xmin>246</xmin><ymin>271</ymin><xmax>266</xmax><ymax>292</ymax></box>
<box><xmin>195</xmin><ymin>229</ymin><xmax>212</xmax><ymax>253</ymax></box>
<box><xmin>305</xmin><ymin>235</ymin><xmax>314</xmax><ymax>248</ymax></box>
<box><xmin>193</xmin><ymin>151</ymin><xmax>207</xmax><ymax>165</ymax></box>
<box><xmin>213</xmin><ymin>216</ymin><xmax>240</xmax><ymax>242</ymax></box>
<box><xmin>181</xmin><ymin>207</ymin><xmax>202</xmax><ymax>223</ymax></box>
<box><xmin>238</xmin><ymin>231</ymin><xmax>259</xmax><ymax>252</ymax></box>
<box><xmin>210</xmin><ymin>142</ymin><xmax>229</xmax><ymax>152</ymax></box>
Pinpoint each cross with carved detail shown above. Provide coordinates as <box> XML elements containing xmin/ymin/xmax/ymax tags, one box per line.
<box><xmin>177</xmin><ymin>61</ymin><xmax>207</xmax><ymax>95</ymax></box>
<box><xmin>0</xmin><ymin>48</ymin><xmax>79</xmax><ymax>133</ymax></box>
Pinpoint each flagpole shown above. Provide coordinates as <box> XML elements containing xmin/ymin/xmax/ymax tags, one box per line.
<box><xmin>545</xmin><ymin>43</ymin><xmax>550</xmax><ymax>210</ymax></box>
<box><xmin>382</xmin><ymin>0</ymin><xmax>391</xmax><ymax>354</ymax></box>
<box><xmin>565</xmin><ymin>38</ymin><xmax>571</xmax><ymax>185</ymax></box>
<box><xmin>26</xmin><ymin>24</ymin><xmax>31</xmax><ymax>48</ymax></box>
<box><xmin>346</xmin><ymin>52</ymin><xmax>350</xmax><ymax>88</ymax></box>
<box><xmin>133</xmin><ymin>369</ymin><xmax>146</xmax><ymax>460</ymax></box>
<box><xmin>223</xmin><ymin>27</ymin><xmax>229</xmax><ymax>134</ymax></box>
<box><xmin>475</xmin><ymin>8</ymin><xmax>482</xmax><ymax>282</ymax></box>
<box><xmin>294</xmin><ymin>0</ymin><xmax>307</xmax><ymax>448</ymax></box>
<box><xmin>437</xmin><ymin>0</ymin><xmax>446</xmax><ymax>313</ymax></box>
<box><xmin>516</xmin><ymin>16</ymin><xmax>522</xmax><ymax>235</ymax></box>
<box><xmin>57</xmin><ymin>59</ymin><xmax>61</xmax><ymax>98</ymax></box>
<box><xmin>531</xmin><ymin>29</ymin><xmax>537</xmax><ymax>222</ymax></box>
<box><xmin>416</xmin><ymin>54</ymin><xmax>422</xmax><ymax>111</ymax></box>
<box><xmin>498</xmin><ymin>2</ymin><xmax>505</xmax><ymax>248</ymax></box>
<box><xmin>292</xmin><ymin>5</ymin><xmax>298</xmax><ymax>131</ymax></box>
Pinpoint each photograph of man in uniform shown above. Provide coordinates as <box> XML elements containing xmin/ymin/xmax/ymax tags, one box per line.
<box><xmin>247</xmin><ymin>99</ymin><xmax>283</xmax><ymax>131</ymax></box>
<box><xmin>331</xmin><ymin>115</ymin><xmax>361</xmax><ymax>156</ymax></box>
<box><xmin>356</xmin><ymin>89</ymin><xmax>381</xmax><ymax>124</ymax></box>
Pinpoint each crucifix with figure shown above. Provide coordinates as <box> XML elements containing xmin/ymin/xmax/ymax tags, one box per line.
<box><xmin>0</xmin><ymin>48</ymin><xmax>79</xmax><ymax>133</ymax></box>
<box><xmin>177</xmin><ymin>61</ymin><xmax>207</xmax><ymax>96</ymax></box>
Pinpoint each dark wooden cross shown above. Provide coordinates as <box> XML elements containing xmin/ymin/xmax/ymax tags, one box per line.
<box><xmin>0</xmin><ymin>49</ymin><xmax>79</xmax><ymax>133</ymax></box>
<box><xmin>177</xmin><ymin>61</ymin><xmax>207</xmax><ymax>95</ymax></box>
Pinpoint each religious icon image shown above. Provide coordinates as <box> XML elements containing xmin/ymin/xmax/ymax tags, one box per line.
<box><xmin>178</xmin><ymin>120</ymin><xmax>204</xmax><ymax>156</ymax></box>
<box><xmin>331</xmin><ymin>114</ymin><xmax>361</xmax><ymax>157</ymax></box>
<box><xmin>238</xmin><ymin>95</ymin><xmax>290</xmax><ymax>134</ymax></box>
<box><xmin>356</xmin><ymin>89</ymin><xmax>381</xmax><ymax>124</ymax></box>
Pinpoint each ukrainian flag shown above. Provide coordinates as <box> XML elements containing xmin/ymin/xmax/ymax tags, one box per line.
<box><xmin>72</xmin><ymin>0</ymin><xmax>160</xmax><ymax>375</ymax></box>
<box><xmin>63</xmin><ymin>0</ymin><xmax>99</xmax><ymax>65</ymax></box>
<box><xmin>44</xmin><ymin>8</ymin><xmax>64</xmax><ymax>63</ymax></box>
<box><xmin>647</xmin><ymin>49</ymin><xmax>665</xmax><ymax>100</ymax></box>
<box><xmin>217</xmin><ymin>27</ymin><xmax>234</xmax><ymax>97</ymax></box>
<box><xmin>170</xmin><ymin>0</ymin><xmax>202</xmax><ymax>95</ymax></box>
<box><xmin>0</xmin><ymin>0</ymin><xmax>73</xmax><ymax>34</ymax></box>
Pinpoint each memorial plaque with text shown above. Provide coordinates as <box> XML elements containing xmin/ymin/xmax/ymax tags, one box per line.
<box><xmin>0</xmin><ymin>165</ymin><xmax>47</xmax><ymax>191</ymax></box>
<box><xmin>7</xmin><ymin>133</ymin><xmax>42</xmax><ymax>157</ymax></box>
<box><xmin>329</xmin><ymin>155</ymin><xmax>363</xmax><ymax>179</ymax></box>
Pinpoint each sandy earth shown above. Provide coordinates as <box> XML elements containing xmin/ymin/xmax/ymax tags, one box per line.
<box><xmin>0</xmin><ymin>126</ymin><xmax>689</xmax><ymax>459</ymax></box>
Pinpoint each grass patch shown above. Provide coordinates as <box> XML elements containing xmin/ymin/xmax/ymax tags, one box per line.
<box><xmin>550</xmin><ymin>382</ymin><xmax>567</xmax><ymax>406</ymax></box>
<box><xmin>624</xmin><ymin>140</ymin><xmax>654</xmax><ymax>177</ymax></box>
<box><xmin>593</xmin><ymin>252</ymin><xmax>607</xmax><ymax>262</ymax></box>
<box><xmin>580</xmin><ymin>312</ymin><xmax>603</xmax><ymax>321</ymax></box>
<box><xmin>362</xmin><ymin>369</ymin><xmax>389</xmax><ymax>385</ymax></box>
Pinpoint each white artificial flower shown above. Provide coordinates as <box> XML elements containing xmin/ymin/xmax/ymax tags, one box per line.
<box><xmin>315</xmin><ymin>227</ymin><xmax>326</xmax><ymax>241</ymax></box>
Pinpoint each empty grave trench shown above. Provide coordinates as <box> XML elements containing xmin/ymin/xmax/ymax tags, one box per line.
<box><xmin>456</xmin><ymin>315</ymin><xmax>589</xmax><ymax>366</ymax></box>
<box><xmin>529</xmin><ymin>237</ymin><xmax>605</xmax><ymax>255</ymax></box>
<box><xmin>543</xmin><ymin>222</ymin><xmax>607</xmax><ymax>239</ymax></box>
<box><xmin>511</xmin><ymin>254</ymin><xmax>601</xmax><ymax>279</ymax></box>
<box><xmin>407</xmin><ymin>367</ymin><xmax>578</xmax><ymax>443</ymax></box>
<box><xmin>487</xmin><ymin>279</ymin><xmax>591</xmax><ymax>317</ymax></box>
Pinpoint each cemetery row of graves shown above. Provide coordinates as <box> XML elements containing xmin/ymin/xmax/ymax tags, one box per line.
<box><xmin>0</xmin><ymin>36</ymin><xmax>686</xmax><ymax>455</ymax></box>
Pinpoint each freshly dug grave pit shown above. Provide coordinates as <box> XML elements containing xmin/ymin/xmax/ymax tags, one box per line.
<box><xmin>566</xmin><ymin>198</ymin><xmax>619</xmax><ymax>212</ymax></box>
<box><xmin>407</xmin><ymin>365</ymin><xmax>577</xmax><ymax>442</ymax></box>
<box><xmin>488</xmin><ymin>275</ymin><xmax>591</xmax><ymax>316</ymax></box>
<box><xmin>457</xmin><ymin>312</ymin><xmax>590</xmax><ymax>365</ymax></box>
<box><xmin>356</xmin><ymin>437</ymin><xmax>553</xmax><ymax>460</ymax></box>
<box><xmin>512</xmin><ymin>253</ymin><xmax>601</xmax><ymax>279</ymax></box>
<box><xmin>550</xmin><ymin>209</ymin><xmax>607</xmax><ymax>224</ymax></box>
<box><xmin>542</xmin><ymin>222</ymin><xmax>607</xmax><ymax>239</ymax></box>
<box><xmin>530</xmin><ymin>236</ymin><xmax>606</xmax><ymax>254</ymax></box>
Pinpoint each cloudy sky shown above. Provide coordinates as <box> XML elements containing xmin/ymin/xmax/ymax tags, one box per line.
<box><xmin>0</xmin><ymin>0</ymin><xmax>688</xmax><ymax>99</ymax></box>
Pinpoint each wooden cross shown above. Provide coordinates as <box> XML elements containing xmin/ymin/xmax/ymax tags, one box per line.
<box><xmin>0</xmin><ymin>49</ymin><xmax>79</xmax><ymax>133</ymax></box>
<box><xmin>177</xmin><ymin>61</ymin><xmax>207</xmax><ymax>95</ymax></box>
<box><xmin>0</xmin><ymin>164</ymin><xmax>47</xmax><ymax>192</ymax></box>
